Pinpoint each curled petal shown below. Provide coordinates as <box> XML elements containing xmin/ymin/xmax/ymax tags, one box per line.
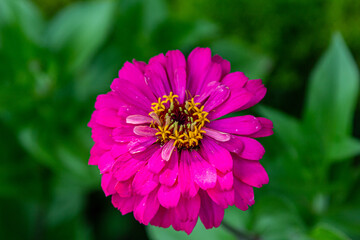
<box><xmin>134</xmin><ymin>126</ymin><xmax>158</xmax><ymax>137</ymax></box>
<box><xmin>161</xmin><ymin>140</ymin><xmax>176</xmax><ymax>161</ymax></box>
<box><xmin>126</xmin><ymin>115</ymin><xmax>153</xmax><ymax>124</ymax></box>
<box><xmin>202</xmin><ymin>127</ymin><xmax>231</xmax><ymax>142</ymax></box>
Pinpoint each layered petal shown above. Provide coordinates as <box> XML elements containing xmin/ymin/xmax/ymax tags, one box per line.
<box><xmin>233</xmin><ymin>155</ymin><xmax>269</xmax><ymax>188</ymax></box>
<box><xmin>158</xmin><ymin>183</ymin><xmax>181</xmax><ymax>208</ymax></box>
<box><xmin>178</xmin><ymin>150</ymin><xmax>199</xmax><ymax>198</ymax></box>
<box><xmin>207</xmin><ymin>115</ymin><xmax>261</xmax><ymax>135</ymax></box>
<box><xmin>200</xmin><ymin>137</ymin><xmax>232</xmax><ymax>172</ymax></box>
<box><xmin>190</xmin><ymin>151</ymin><xmax>217</xmax><ymax>190</ymax></box>
<box><xmin>134</xmin><ymin>189</ymin><xmax>160</xmax><ymax>225</ymax></box>
<box><xmin>89</xmin><ymin>47</ymin><xmax>273</xmax><ymax>234</ymax></box>
<box><xmin>198</xmin><ymin>190</ymin><xmax>224</xmax><ymax>229</ymax></box>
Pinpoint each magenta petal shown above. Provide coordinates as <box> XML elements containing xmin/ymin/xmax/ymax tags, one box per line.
<box><xmin>173</xmin><ymin>67</ymin><xmax>187</xmax><ymax>103</ymax></box>
<box><xmin>159</xmin><ymin>150</ymin><xmax>178</xmax><ymax>186</ymax></box>
<box><xmin>207</xmin><ymin>186</ymin><xmax>234</xmax><ymax>208</ymax></box>
<box><xmin>198</xmin><ymin>190</ymin><xmax>224</xmax><ymax>229</ymax></box>
<box><xmin>149</xmin><ymin>53</ymin><xmax>166</xmax><ymax>66</ymax></box>
<box><xmin>175</xmin><ymin>195</ymin><xmax>201</xmax><ymax>222</ymax></box>
<box><xmin>173</xmin><ymin>218</ymin><xmax>198</xmax><ymax>235</ymax></box>
<box><xmin>134</xmin><ymin>189</ymin><xmax>160</xmax><ymax>225</ymax></box>
<box><xmin>208</xmin><ymin>88</ymin><xmax>253</xmax><ymax>120</ymax></box>
<box><xmin>237</xmin><ymin>136</ymin><xmax>265</xmax><ymax>160</ymax></box>
<box><xmin>208</xmin><ymin>115</ymin><xmax>261</xmax><ymax>135</ymax></box>
<box><xmin>196</xmin><ymin>62</ymin><xmax>223</xmax><ymax>96</ymax></box>
<box><xmin>150</xmin><ymin>207</ymin><xmax>172</xmax><ymax>228</ymax></box>
<box><xmin>161</xmin><ymin>140</ymin><xmax>176</xmax><ymax>161</ymax></box>
<box><xmin>178</xmin><ymin>150</ymin><xmax>199</xmax><ymax>197</ymax></box>
<box><xmin>117</xmin><ymin>62</ymin><xmax>155</xmax><ymax>103</ymax></box>
<box><xmin>219</xmin><ymin>135</ymin><xmax>244</xmax><ymax>155</ymax></box>
<box><xmin>166</xmin><ymin>50</ymin><xmax>186</xmax><ymax>89</ymax></box>
<box><xmin>238</xmin><ymin>79</ymin><xmax>266</xmax><ymax>111</ymax></box>
<box><xmin>98</xmin><ymin>152</ymin><xmax>115</xmax><ymax>174</ymax></box>
<box><xmin>91</xmin><ymin>124</ymin><xmax>114</xmax><ymax>150</ymax></box>
<box><xmin>203</xmin><ymin>84</ymin><xmax>230</xmax><ymax>112</ymax></box>
<box><xmin>166</xmin><ymin>50</ymin><xmax>186</xmax><ymax>78</ymax></box>
<box><xmin>114</xmin><ymin>179</ymin><xmax>133</xmax><ymax>197</ymax></box>
<box><xmin>110</xmin><ymin>143</ymin><xmax>128</xmax><ymax>158</ymax></box>
<box><xmin>145</xmin><ymin>61</ymin><xmax>171</xmax><ymax>97</ymax></box>
<box><xmin>111</xmin><ymin>78</ymin><xmax>154</xmax><ymax>112</ymax></box>
<box><xmin>128</xmin><ymin>137</ymin><xmax>156</xmax><ymax>154</ymax></box>
<box><xmin>101</xmin><ymin>173</ymin><xmax>117</xmax><ymax>196</ymax></box>
<box><xmin>148</xmin><ymin>147</ymin><xmax>166</xmax><ymax>174</ymax></box>
<box><xmin>202</xmin><ymin>127</ymin><xmax>231</xmax><ymax>142</ymax></box>
<box><xmin>200</xmin><ymin>137</ymin><xmax>232</xmax><ymax>173</ymax></box>
<box><xmin>190</xmin><ymin>151</ymin><xmax>217</xmax><ymax>190</ymax></box>
<box><xmin>187</xmin><ymin>47</ymin><xmax>212</xmax><ymax>94</ymax></box>
<box><xmin>126</xmin><ymin>115</ymin><xmax>153</xmax><ymax>124</ymax></box>
<box><xmin>221</xmin><ymin>72</ymin><xmax>248</xmax><ymax>90</ymax></box>
<box><xmin>212</xmin><ymin>55</ymin><xmax>231</xmax><ymax>78</ymax></box>
<box><xmin>132</xmin><ymin>59</ymin><xmax>147</xmax><ymax>73</ymax></box>
<box><xmin>112</xmin><ymin>158</ymin><xmax>147</xmax><ymax>181</ymax></box>
<box><xmin>217</xmin><ymin>171</ymin><xmax>233</xmax><ymax>191</ymax></box>
<box><xmin>165</xmin><ymin>50</ymin><xmax>187</xmax><ymax>103</ymax></box>
<box><xmin>234</xmin><ymin>178</ymin><xmax>255</xmax><ymax>210</ymax></box>
<box><xmin>112</xmin><ymin>194</ymin><xmax>137</xmax><ymax>215</ymax></box>
<box><xmin>112</xmin><ymin>126</ymin><xmax>137</xmax><ymax>143</ymax></box>
<box><xmin>233</xmin><ymin>156</ymin><xmax>269</xmax><ymax>188</ymax></box>
<box><xmin>118</xmin><ymin>61</ymin><xmax>145</xmax><ymax>86</ymax></box>
<box><xmin>195</xmin><ymin>81</ymin><xmax>220</xmax><ymax>103</ymax></box>
<box><xmin>132</xmin><ymin>167</ymin><xmax>158</xmax><ymax>195</ymax></box>
<box><xmin>95</xmin><ymin>92</ymin><xmax>122</xmax><ymax>110</ymax></box>
<box><xmin>89</xmin><ymin>143</ymin><xmax>106</xmax><ymax>165</ymax></box>
<box><xmin>248</xmin><ymin>117</ymin><xmax>274</xmax><ymax>138</ymax></box>
<box><xmin>158</xmin><ymin>183</ymin><xmax>181</xmax><ymax>208</ymax></box>
<box><xmin>95</xmin><ymin>108</ymin><xmax>124</xmax><ymax>127</ymax></box>
<box><xmin>117</xmin><ymin>104</ymin><xmax>146</xmax><ymax>118</ymax></box>
<box><xmin>133</xmin><ymin>126</ymin><xmax>158</xmax><ymax>137</ymax></box>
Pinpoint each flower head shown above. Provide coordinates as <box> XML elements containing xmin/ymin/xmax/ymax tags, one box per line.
<box><xmin>88</xmin><ymin>47</ymin><xmax>273</xmax><ymax>234</ymax></box>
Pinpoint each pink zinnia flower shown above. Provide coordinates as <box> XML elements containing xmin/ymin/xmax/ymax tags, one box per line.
<box><xmin>88</xmin><ymin>47</ymin><xmax>273</xmax><ymax>234</ymax></box>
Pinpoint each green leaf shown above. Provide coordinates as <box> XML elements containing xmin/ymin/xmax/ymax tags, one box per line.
<box><xmin>211</xmin><ymin>39</ymin><xmax>272</xmax><ymax>79</ymax></box>
<box><xmin>143</xmin><ymin>0</ymin><xmax>168</xmax><ymax>34</ymax></box>
<box><xmin>326</xmin><ymin>138</ymin><xmax>360</xmax><ymax>162</ymax></box>
<box><xmin>222</xmin><ymin>206</ymin><xmax>251</xmax><ymax>232</ymax></box>
<box><xmin>304</xmin><ymin>33</ymin><xmax>359</xmax><ymax>142</ymax></box>
<box><xmin>46</xmin><ymin>174</ymin><xmax>86</xmax><ymax>226</ymax></box>
<box><xmin>311</xmin><ymin>223</ymin><xmax>351</xmax><ymax>240</ymax></box>
<box><xmin>252</xmin><ymin>195</ymin><xmax>310</xmax><ymax>240</ymax></box>
<box><xmin>324</xmin><ymin>205</ymin><xmax>360</xmax><ymax>239</ymax></box>
<box><xmin>46</xmin><ymin>1</ymin><xmax>115</xmax><ymax>71</ymax></box>
<box><xmin>150</xmin><ymin>19</ymin><xmax>218</xmax><ymax>51</ymax></box>
<box><xmin>0</xmin><ymin>0</ymin><xmax>44</xmax><ymax>44</ymax></box>
<box><xmin>18</xmin><ymin>128</ymin><xmax>59</xmax><ymax>169</ymax></box>
<box><xmin>257</xmin><ymin>105</ymin><xmax>303</xmax><ymax>158</ymax></box>
<box><xmin>147</xmin><ymin>223</ymin><xmax>236</xmax><ymax>240</ymax></box>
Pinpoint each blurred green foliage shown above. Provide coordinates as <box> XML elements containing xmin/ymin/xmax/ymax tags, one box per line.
<box><xmin>0</xmin><ymin>0</ymin><xmax>359</xmax><ymax>240</ymax></box>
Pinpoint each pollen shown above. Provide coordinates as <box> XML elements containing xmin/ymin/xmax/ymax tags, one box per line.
<box><xmin>149</xmin><ymin>92</ymin><xmax>209</xmax><ymax>149</ymax></box>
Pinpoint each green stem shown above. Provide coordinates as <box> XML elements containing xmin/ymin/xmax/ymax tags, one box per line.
<box><xmin>222</xmin><ymin>221</ymin><xmax>260</xmax><ymax>240</ymax></box>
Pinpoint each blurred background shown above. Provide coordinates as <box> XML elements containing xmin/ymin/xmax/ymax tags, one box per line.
<box><xmin>1</xmin><ymin>0</ymin><xmax>360</xmax><ymax>239</ymax></box>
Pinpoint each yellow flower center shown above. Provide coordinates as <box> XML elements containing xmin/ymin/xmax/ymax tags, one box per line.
<box><xmin>149</xmin><ymin>92</ymin><xmax>209</xmax><ymax>149</ymax></box>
